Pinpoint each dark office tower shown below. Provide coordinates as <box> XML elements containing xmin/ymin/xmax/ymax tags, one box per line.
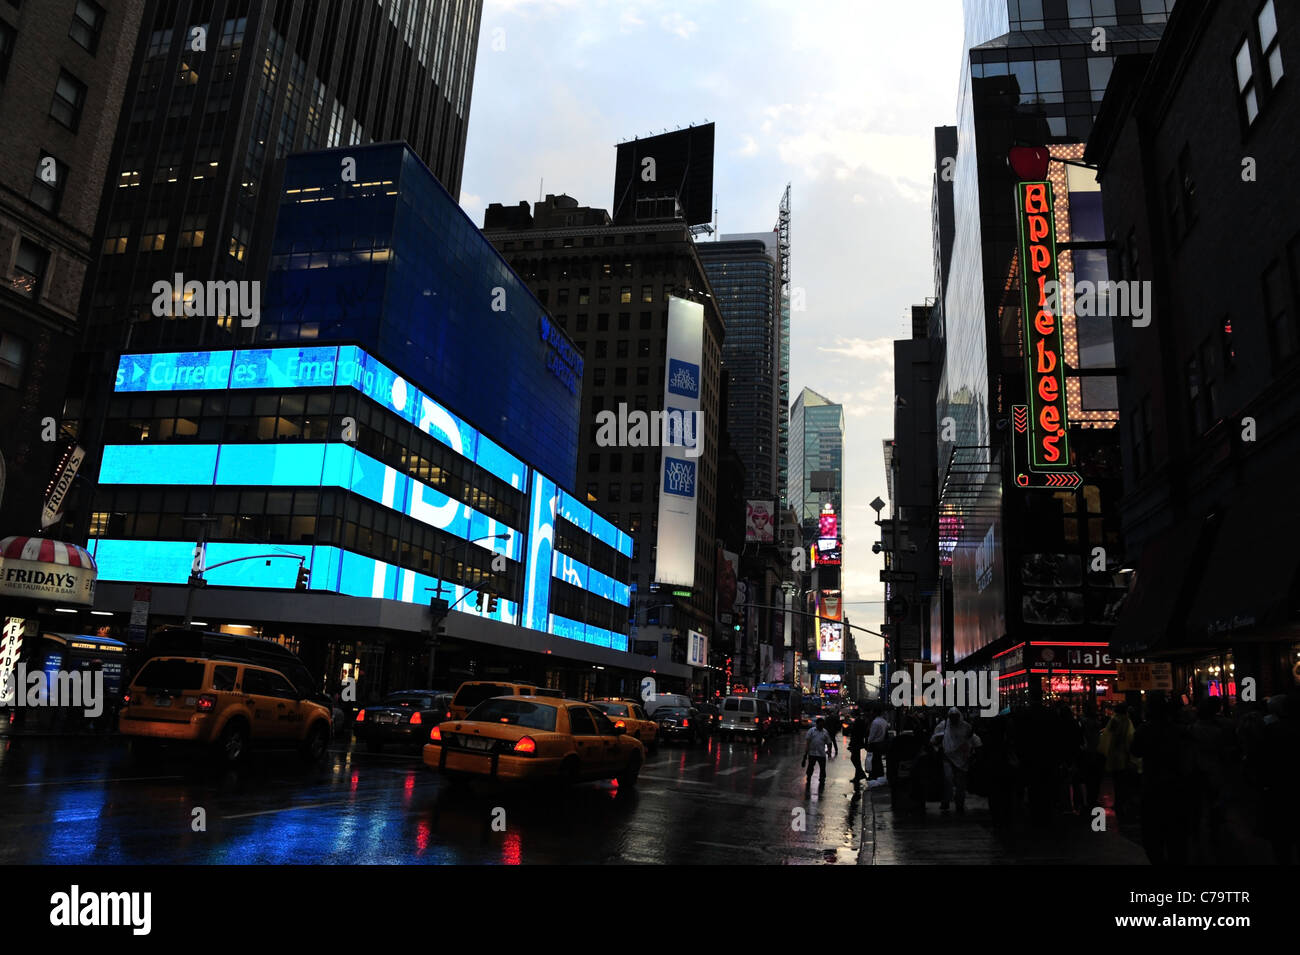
<box><xmin>788</xmin><ymin>387</ymin><xmax>844</xmax><ymax>551</ymax></box>
<box><xmin>934</xmin><ymin>0</ymin><xmax>1171</xmax><ymax>698</ymax></box>
<box><xmin>931</xmin><ymin>125</ymin><xmax>957</xmax><ymax>342</ymax></box>
<box><xmin>482</xmin><ymin>192</ymin><xmax>725</xmax><ymax>657</ymax></box>
<box><xmin>697</xmin><ymin>232</ymin><xmax>781</xmax><ymax>505</ymax></box>
<box><xmin>79</xmin><ymin>0</ymin><xmax>483</xmax><ymax>356</ymax></box>
<box><xmin>0</xmin><ymin>0</ymin><xmax>145</xmax><ymax>534</ymax></box>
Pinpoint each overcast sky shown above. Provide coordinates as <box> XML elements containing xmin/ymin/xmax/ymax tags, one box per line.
<box><xmin>458</xmin><ymin>0</ymin><xmax>967</xmax><ymax>621</ymax></box>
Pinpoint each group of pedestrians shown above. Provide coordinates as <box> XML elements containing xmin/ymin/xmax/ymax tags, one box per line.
<box><xmin>803</xmin><ymin>705</ymin><xmax>891</xmax><ymax>794</ymax></box>
<box><xmin>959</xmin><ymin>690</ymin><xmax>1300</xmax><ymax>864</ymax></box>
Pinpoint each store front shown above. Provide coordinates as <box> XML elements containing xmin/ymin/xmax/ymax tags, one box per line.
<box><xmin>996</xmin><ymin>641</ymin><xmax>1121</xmax><ymax>713</ymax></box>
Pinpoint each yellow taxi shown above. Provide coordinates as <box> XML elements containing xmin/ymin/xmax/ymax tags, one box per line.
<box><xmin>590</xmin><ymin>698</ymin><xmax>659</xmax><ymax>749</ymax></box>
<box><xmin>424</xmin><ymin>696</ymin><xmax>644</xmax><ymax>786</ymax></box>
<box><xmin>445</xmin><ymin>680</ymin><xmax>562</xmax><ymax>721</ymax></box>
<box><xmin>119</xmin><ymin>655</ymin><xmax>332</xmax><ymax>766</ymax></box>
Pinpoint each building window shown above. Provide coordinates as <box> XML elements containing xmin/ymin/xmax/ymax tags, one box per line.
<box><xmin>598</xmin><ymin>286</ymin><xmax>611</xmax><ymax>305</ymax></box>
<box><xmin>556</xmin><ymin>288</ymin><xmax>569</xmax><ymax>306</ymax></box>
<box><xmin>50</xmin><ymin>70</ymin><xmax>87</xmax><ymax>130</ymax></box>
<box><xmin>0</xmin><ymin>332</ymin><xmax>26</xmax><ymax>388</ymax></box>
<box><xmin>102</xmin><ymin>221</ymin><xmax>129</xmax><ymax>255</ymax></box>
<box><xmin>578</xmin><ymin>287</ymin><xmax>590</xmax><ymax>305</ymax></box>
<box><xmin>630</xmin><ymin>483</ymin><xmax>643</xmax><ymax>503</ymax></box>
<box><xmin>638</xmin><ymin>339</ymin><xmax>651</xmax><ymax>358</ymax></box>
<box><xmin>620</xmin><ymin>286</ymin><xmax>632</xmax><ymax>304</ymax></box>
<box><xmin>618</xmin><ymin>312</ymin><xmax>630</xmax><ymax>331</ymax></box>
<box><xmin>639</xmin><ymin>311</ymin><xmax>651</xmax><ymax>330</ymax></box>
<box><xmin>641</xmin><ymin>285</ymin><xmax>654</xmax><ymax>304</ymax></box>
<box><xmin>593</xmin><ymin>367</ymin><xmax>606</xmax><ymax>386</ymax></box>
<box><xmin>595</xmin><ymin>340</ymin><xmax>607</xmax><ymax>359</ymax></box>
<box><xmin>585</xmin><ymin>483</ymin><xmax>599</xmax><ymax>502</ymax></box>
<box><xmin>609</xmin><ymin>453</ymin><xmax>623</xmax><ymax>473</ymax></box>
<box><xmin>1235</xmin><ymin>38</ymin><xmax>1259</xmax><ymax>125</ymax></box>
<box><xmin>140</xmin><ymin>218</ymin><xmax>167</xmax><ymax>252</ymax></box>
<box><xmin>1263</xmin><ymin>260</ymin><xmax>1297</xmax><ymax>362</ymax></box>
<box><xmin>0</xmin><ymin>20</ymin><xmax>15</xmax><ymax>84</ymax></box>
<box><xmin>632</xmin><ymin>453</ymin><xmax>645</xmax><ymax>472</ymax></box>
<box><xmin>636</xmin><ymin>366</ymin><xmax>649</xmax><ymax>386</ymax></box>
<box><xmin>587</xmin><ymin>454</ymin><xmax>599</xmax><ymax>473</ymax></box>
<box><xmin>536</xmin><ymin>288</ymin><xmax>549</xmax><ymax>306</ymax></box>
<box><xmin>10</xmin><ymin>239</ymin><xmax>48</xmax><ymax>297</ymax></box>
<box><xmin>29</xmin><ymin>153</ymin><xmax>68</xmax><ymax>213</ymax></box>
<box><xmin>597</xmin><ymin>313</ymin><xmax>609</xmax><ymax>331</ymax></box>
<box><xmin>178</xmin><ymin>213</ymin><xmax>206</xmax><ymax>248</ymax></box>
<box><xmin>617</xmin><ymin>340</ymin><xmax>629</xmax><ymax>359</ymax></box>
<box><xmin>1258</xmin><ymin>0</ymin><xmax>1284</xmax><ymax>88</ymax></box>
<box><xmin>608</xmin><ymin>483</ymin><xmax>622</xmax><ymax>503</ymax></box>
<box><xmin>576</xmin><ymin>314</ymin><xmax>588</xmax><ymax>332</ymax></box>
<box><xmin>614</xmin><ymin>366</ymin><xmax>626</xmax><ymax>385</ymax></box>
<box><xmin>69</xmin><ymin>0</ymin><xmax>105</xmax><ymax>53</ymax></box>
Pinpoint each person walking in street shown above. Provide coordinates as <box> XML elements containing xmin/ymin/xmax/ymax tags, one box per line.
<box><xmin>931</xmin><ymin>707</ymin><xmax>981</xmax><ymax>814</ymax></box>
<box><xmin>848</xmin><ymin>708</ymin><xmax>869</xmax><ymax>782</ymax></box>
<box><xmin>824</xmin><ymin>708</ymin><xmax>840</xmax><ymax>758</ymax></box>
<box><xmin>804</xmin><ymin>717</ymin><xmax>833</xmax><ymax>793</ymax></box>
<box><xmin>868</xmin><ymin>706</ymin><xmax>889</xmax><ymax>779</ymax></box>
<box><xmin>1131</xmin><ymin>693</ymin><xmax>1195</xmax><ymax>865</ymax></box>
<box><xmin>1098</xmin><ymin>702</ymin><xmax>1137</xmax><ymax>818</ymax></box>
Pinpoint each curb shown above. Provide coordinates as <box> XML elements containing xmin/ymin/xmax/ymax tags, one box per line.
<box><xmin>857</xmin><ymin>781</ymin><xmax>877</xmax><ymax>865</ymax></box>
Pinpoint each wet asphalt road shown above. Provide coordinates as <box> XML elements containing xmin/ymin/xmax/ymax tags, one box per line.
<box><xmin>0</xmin><ymin>731</ymin><xmax>866</xmax><ymax>864</ymax></box>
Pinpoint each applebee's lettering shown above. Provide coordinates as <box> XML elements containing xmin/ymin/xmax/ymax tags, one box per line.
<box><xmin>1018</xmin><ymin>181</ymin><xmax>1070</xmax><ymax>469</ymax></box>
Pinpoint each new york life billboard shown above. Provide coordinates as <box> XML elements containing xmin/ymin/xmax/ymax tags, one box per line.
<box><xmin>654</xmin><ymin>297</ymin><xmax>704</xmax><ymax>587</ymax></box>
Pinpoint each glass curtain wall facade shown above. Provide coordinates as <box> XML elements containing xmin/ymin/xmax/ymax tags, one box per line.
<box><xmin>789</xmin><ymin>388</ymin><xmax>844</xmax><ymax>548</ymax></box>
<box><xmin>698</xmin><ymin>234</ymin><xmax>781</xmax><ymax>504</ymax></box>
<box><xmin>938</xmin><ymin>0</ymin><xmax>1172</xmax><ymax>667</ymax></box>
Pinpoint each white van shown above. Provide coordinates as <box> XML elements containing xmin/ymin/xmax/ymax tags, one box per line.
<box><xmin>720</xmin><ymin>695</ymin><xmax>776</xmax><ymax>740</ymax></box>
<box><xmin>646</xmin><ymin>693</ymin><xmax>692</xmax><ymax>715</ymax></box>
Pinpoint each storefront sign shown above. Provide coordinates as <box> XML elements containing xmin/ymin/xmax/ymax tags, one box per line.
<box><xmin>1</xmin><ymin>616</ymin><xmax>24</xmax><ymax>705</ymax></box>
<box><xmin>1115</xmin><ymin>662</ymin><xmax>1173</xmax><ymax>691</ymax></box>
<box><xmin>0</xmin><ymin>558</ymin><xmax>96</xmax><ymax>605</ymax></box>
<box><xmin>1016</xmin><ymin>180</ymin><xmax>1071</xmax><ymax>470</ymax></box>
<box><xmin>41</xmin><ymin>444</ymin><xmax>85</xmax><ymax>529</ymax></box>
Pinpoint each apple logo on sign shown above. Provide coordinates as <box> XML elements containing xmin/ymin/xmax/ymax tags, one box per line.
<box><xmin>1009</xmin><ymin>145</ymin><xmax>1051</xmax><ymax>181</ymax></box>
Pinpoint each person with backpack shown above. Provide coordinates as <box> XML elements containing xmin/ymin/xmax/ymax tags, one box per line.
<box><xmin>930</xmin><ymin>707</ymin><xmax>981</xmax><ymax>814</ymax></box>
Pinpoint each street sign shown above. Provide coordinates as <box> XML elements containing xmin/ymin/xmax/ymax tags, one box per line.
<box><xmin>880</xmin><ymin>570</ymin><xmax>916</xmax><ymax>583</ymax></box>
<box><xmin>639</xmin><ymin>677</ymin><xmax>656</xmax><ymax>703</ymax></box>
<box><xmin>1114</xmin><ymin>662</ymin><xmax>1173</xmax><ymax>692</ymax></box>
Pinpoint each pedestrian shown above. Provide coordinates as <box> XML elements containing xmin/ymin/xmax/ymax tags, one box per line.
<box><xmin>804</xmin><ymin>717</ymin><xmax>833</xmax><ymax>793</ymax></box>
<box><xmin>1098</xmin><ymin>702</ymin><xmax>1137</xmax><ymax>818</ymax></box>
<box><xmin>1131</xmin><ymin>693</ymin><xmax>1195</xmax><ymax>865</ymax></box>
<box><xmin>1079</xmin><ymin>703</ymin><xmax>1105</xmax><ymax>811</ymax></box>
<box><xmin>1189</xmin><ymin>696</ymin><xmax>1235</xmax><ymax>846</ymax></box>
<box><xmin>824</xmin><ymin>708</ymin><xmax>840</xmax><ymax>758</ymax></box>
<box><xmin>930</xmin><ymin>707</ymin><xmax>981</xmax><ymax>814</ymax></box>
<box><xmin>847</xmin><ymin>708</ymin><xmax>869</xmax><ymax>782</ymax></box>
<box><xmin>868</xmin><ymin>706</ymin><xmax>889</xmax><ymax>779</ymax></box>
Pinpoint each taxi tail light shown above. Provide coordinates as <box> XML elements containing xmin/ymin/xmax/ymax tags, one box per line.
<box><xmin>614</xmin><ymin>719</ymin><xmax>626</xmax><ymax>729</ymax></box>
<box><xmin>682</xmin><ymin>718</ymin><xmax>690</xmax><ymax>727</ymax></box>
<box><xmin>429</xmin><ymin>725</ymin><xmax>442</xmax><ymax>742</ymax></box>
<box><xmin>513</xmin><ymin>736</ymin><xmax>537</xmax><ymax>754</ymax></box>
<box><xmin>409</xmin><ymin>711</ymin><xmax>423</xmax><ymax>725</ymax></box>
<box><xmin>196</xmin><ymin>694</ymin><xmax>217</xmax><ymax>712</ymax></box>
<box><xmin>122</xmin><ymin>692</ymin><xmax>131</xmax><ymax>705</ymax></box>
<box><xmin>355</xmin><ymin>709</ymin><xmax>366</xmax><ymax>722</ymax></box>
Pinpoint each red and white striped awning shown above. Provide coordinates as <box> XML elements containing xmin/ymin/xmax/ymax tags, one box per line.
<box><xmin>0</xmin><ymin>536</ymin><xmax>97</xmax><ymax>571</ymax></box>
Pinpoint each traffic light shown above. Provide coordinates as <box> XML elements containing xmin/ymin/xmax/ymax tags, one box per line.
<box><xmin>487</xmin><ymin>594</ymin><xmax>499</xmax><ymax>613</ymax></box>
<box><xmin>295</xmin><ymin>564</ymin><xmax>310</xmax><ymax>590</ymax></box>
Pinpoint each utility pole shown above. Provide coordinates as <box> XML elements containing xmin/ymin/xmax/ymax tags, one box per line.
<box><xmin>181</xmin><ymin>514</ymin><xmax>220</xmax><ymax>627</ymax></box>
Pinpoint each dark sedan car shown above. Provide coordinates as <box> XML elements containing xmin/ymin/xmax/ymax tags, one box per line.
<box><xmin>353</xmin><ymin>691</ymin><xmax>452</xmax><ymax>752</ymax></box>
<box><xmin>654</xmin><ymin>706</ymin><xmax>706</xmax><ymax>745</ymax></box>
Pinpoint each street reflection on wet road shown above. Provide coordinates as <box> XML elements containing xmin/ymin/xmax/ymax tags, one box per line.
<box><xmin>0</xmin><ymin>732</ymin><xmax>864</xmax><ymax>864</ymax></box>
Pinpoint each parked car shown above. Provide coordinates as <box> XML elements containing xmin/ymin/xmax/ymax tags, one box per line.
<box><xmin>423</xmin><ymin>697</ymin><xmax>644</xmax><ymax>786</ymax></box>
<box><xmin>120</xmin><ymin>655</ymin><xmax>331</xmax><ymax>766</ymax></box>
<box><xmin>653</xmin><ymin>706</ymin><xmax>706</xmax><ymax>745</ymax></box>
<box><xmin>694</xmin><ymin>702</ymin><xmax>722</xmax><ymax>733</ymax></box>
<box><xmin>353</xmin><ymin>690</ymin><xmax>453</xmax><ymax>752</ymax></box>
<box><xmin>645</xmin><ymin>692</ymin><xmax>693</xmax><ymax>715</ymax></box>
<box><xmin>591</xmin><ymin>699</ymin><xmax>658</xmax><ymax>749</ymax></box>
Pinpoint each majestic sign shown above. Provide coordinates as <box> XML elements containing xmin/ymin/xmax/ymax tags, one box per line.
<box><xmin>1016</xmin><ymin>180</ymin><xmax>1071</xmax><ymax>471</ymax></box>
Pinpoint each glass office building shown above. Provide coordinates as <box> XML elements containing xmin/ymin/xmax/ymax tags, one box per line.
<box><xmin>935</xmin><ymin>0</ymin><xmax>1172</xmax><ymax>676</ymax></box>
<box><xmin>789</xmin><ymin>388</ymin><xmax>844</xmax><ymax>548</ymax></box>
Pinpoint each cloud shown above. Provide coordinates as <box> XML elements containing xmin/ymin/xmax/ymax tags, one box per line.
<box><xmin>817</xmin><ymin>336</ymin><xmax>895</xmax><ymax>362</ymax></box>
<box><xmin>659</xmin><ymin>10</ymin><xmax>699</xmax><ymax>38</ymax></box>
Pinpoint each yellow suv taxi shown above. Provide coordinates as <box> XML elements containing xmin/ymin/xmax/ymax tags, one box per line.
<box><xmin>424</xmin><ymin>696</ymin><xmax>644</xmax><ymax>786</ymax></box>
<box><xmin>591</xmin><ymin>699</ymin><xmax>659</xmax><ymax>749</ymax></box>
<box><xmin>446</xmin><ymin>680</ymin><xmax>562</xmax><ymax>721</ymax></box>
<box><xmin>119</xmin><ymin>655</ymin><xmax>332</xmax><ymax>766</ymax></box>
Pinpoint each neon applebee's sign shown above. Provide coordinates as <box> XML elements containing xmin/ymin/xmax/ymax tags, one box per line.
<box><xmin>1016</xmin><ymin>180</ymin><xmax>1070</xmax><ymax>469</ymax></box>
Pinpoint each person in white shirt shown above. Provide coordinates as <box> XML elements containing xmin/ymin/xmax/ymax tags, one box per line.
<box><xmin>868</xmin><ymin>708</ymin><xmax>890</xmax><ymax>779</ymax></box>
<box><xmin>930</xmin><ymin>707</ymin><xmax>981</xmax><ymax>813</ymax></box>
<box><xmin>805</xmin><ymin>718</ymin><xmax>833</xmax><ymax>791</ymax></box>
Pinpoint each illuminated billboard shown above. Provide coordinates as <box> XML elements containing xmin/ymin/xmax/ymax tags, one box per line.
<box><xmin>745</xmin><ymin>500</ymin><xmax>775</xmax><ymax>542</ymax></box>
<box><xmin>816</xmin><ymin>590</ymin><xmax>843</xmax><ymax>662</ymax></box>
<box><xmin>654</xmin><ymin>297</ymin><xmax>704</xmax><ymax>587</ymax></box>
<box><xmin>818</xmin><ymin>505</ymin><xmax>838</xmax><ymax>545</ymax></box>
<box><xmin>1016</xmin><ymin>180</ymin><xmax>1071</xmax><ymax>471</ymax></box>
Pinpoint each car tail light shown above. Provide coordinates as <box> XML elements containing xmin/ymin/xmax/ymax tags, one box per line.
<box><xmin>122</xmin><ymin>693</ymin><xmax>131</xmax><ymax>705</ymax></box>
<box><xmin>682</xmin><ymin>719</ymin><xmax>690</xmax><ymax>727</ymax></box>
<box><xmin>355</xmin><ymin>709</ymin><xmax>366</xmax><ymax>722</ymax></box>
<box><xmin>513</xmin><ymin>736</ymin><xmax>537</xmax><ymax>754</ymax></box>
<box><xmin>409</xmin><ymin>712</ymin><xmax>423</xmax><ymax>725</ymax></box>
<box><xmin>196</xmin><ymin>694</ymin><xmax>217</xmax><ymax>712</ymax></box>
<box><xmin>429</xmin><ymin>725</ymin><xmax>442</xmax><ymax>742</ymax></box>
<box><xmin>444</xmin><ymin>710</ymin><xmax>451</xmax><ymax>720</ymax></box>
<box><xmin>615</xmin><ymin>719</ymin><xmax>626</xmax><ymax>729</ymax></box>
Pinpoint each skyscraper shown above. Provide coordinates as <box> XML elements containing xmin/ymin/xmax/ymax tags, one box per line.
<box><xmin>79</xmin><ymin>0</ymin><xmax>483</xmax><ymax>356</ymax></box>
<box><xmin>789</xmin><ymin>387</ymin><xmax>844</xmax><ymax>551</ymax></box>
<box><xmin>697</xmin><ymin>231</ymin><xmax>781</xmax><ymax>505</ymax></box>
<box><xmin>0</xmin><ymin>0</ymin><xmax>146</xmax><ymax>533</ymax></box>
<box><xmin>931</xmin><ymin>0</ymin><xmax>1172</xmax><ymax>698</ymax></box>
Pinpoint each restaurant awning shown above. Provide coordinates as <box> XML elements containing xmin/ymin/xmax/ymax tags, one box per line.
<box><xmin>1108</xmin><ymin>515</ymin><xmax>1213</xmax><ymax>657</ymax></box>
<box><xmin>0</xmin><ymin>536</ymin><xmax>98</xmax><ymax>606</ymax></box>
<box><xmin>1182</xmin><ymin>495</ymin><xmax>1300</xmax><ymax>645</ymax></box>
